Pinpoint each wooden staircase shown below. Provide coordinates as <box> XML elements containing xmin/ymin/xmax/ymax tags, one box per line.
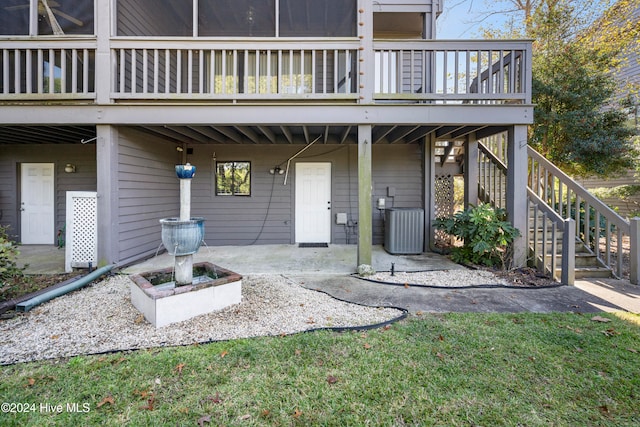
<box><xmin>528</xmin><ymin>204</ymin><xmax>612</xmax><ymax>280</ymax></box>
<box><xmin>477</xmin><ymin>140</ymin><xmax>628</xmax><ymax>284</ymax></box>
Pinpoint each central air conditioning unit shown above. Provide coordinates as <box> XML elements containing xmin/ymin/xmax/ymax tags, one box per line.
<box><xmin>384</xmin><ymin>208</ymin><xmax>424</xmax><ymax>255</ymax></box>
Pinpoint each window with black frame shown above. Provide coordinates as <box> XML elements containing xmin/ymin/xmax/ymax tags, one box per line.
<box><xmin>215</xmin><ymin>161</ymin><xmax>251</xmax><ymax>196</ymax></box>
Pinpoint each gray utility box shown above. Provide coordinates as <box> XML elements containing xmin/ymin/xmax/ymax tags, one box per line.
<box><xmin>384</xmin><ymin>208</ymin><xmax>425</xmax><ymax>254</ymax></box>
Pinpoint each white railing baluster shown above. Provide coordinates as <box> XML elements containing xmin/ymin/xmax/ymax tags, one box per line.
<box><xmin>243</xmin><ymin>49</ymin><xmax>249</xmax><ymax>94</ymax></box>
<box><xmin>26</xmin><ymin>49</ymin><xmax>32</xmax><ymax>93</ymax></box>
<box><xmin>153</xmin><ymin>49</ymin><xmax>159</xmax><ymax>94</ymax></box>
<box><xmin>71</xmin><ymin>49</ymin><xmax>77</xmax><ymax>94</ymax></box>
<box><xmin>142</xmin><ymin>48</ymin><xmax>148</xmax><ymax>94</ymax></box>
<box><xmin>165</xmin><ymin>49</ymin><xmax>170</xmax><ymax>94</ymax></box>
<box><xmin>60</xmin><ymin>49</ymin><xmax>66</xmax><ymax>93</ymax></box>
<box><xmin>255</xmin><ymin>50</ymin><xmax>260</xmax><ymax>95</ymax></box>
<box><xmin>232</xmin><ymin>49</ymin><xmax>237</xmax><ymax>94</ymax></box>
<box><xmin>14</xmin><ymin>49</ymin><xmax>21</xmax><ymax>94</ymax></box>
<box><xmin>48</xmin><ymin>49</ymin><xmax>54</xmax><ymax>93</ymax></box>
<box><xmin>266</xmin><ymin>49</ymin><xmax>272</xmax><ymax>94</ymax></box>
<box><xmin>311</xmin><ymin>50</ymin><xmax>316</xmax><ymax>94</ymax></box>
<box><xmin>214</xmin><ymin>50</ymin><xmax>217</xmax><ymax>95</ymax></box>
<box><xmin>322</xmin><ymin>50</ymin><xmax>327</xmax><ymax>94</ymax></box>
<box><xmin>37</xmin><ymin>49</ymin><xmax>43</xmax><ymax>94</ymax></box>
<box><xmin>199</xmin><ymin>49</ymin><xmax>204</xmax><ymax>94</ymax></box>
<box><xmin>277</xmin><ymin>49</ymin><xmax>282</xmax><ymax>94</ymax></box>
<box><xmin>131</xmin><ymin>49</ymin><xmax>137</xmax><ymax>94</ymax></box>
<box><xmin>187</xmin><ymin>49</ymin><xmax>193</xmax><ymax>94</ymax></box>
<box><xmin>2</xmin><ymin>50</ymin><xmax>9</xmax><ymax>94</ymax></box>
<box><xmin>176</xmin><ymin>49</ymin><xmax>182</xmax><ymax>94</ymax></box>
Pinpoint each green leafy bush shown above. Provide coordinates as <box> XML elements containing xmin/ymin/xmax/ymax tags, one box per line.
<box><xmin>0</xmin><ymin>225</ymin><xmax>26</xmax><ymax>282</ymax></box>
<box><xmin>433</xmin><ymin>204</ymin><xmax>520</xmax><ymax>268</ymax></box>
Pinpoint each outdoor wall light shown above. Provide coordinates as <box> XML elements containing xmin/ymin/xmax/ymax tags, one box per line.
<box><xmin>269</xmin><ymin>167</ymin><xmax>284</xmax><ymax>175</ymax></box>
<box><xmin>64</xmin><ymin>164</ymin><xmax>76</xmax><ymax>173</ymax></box>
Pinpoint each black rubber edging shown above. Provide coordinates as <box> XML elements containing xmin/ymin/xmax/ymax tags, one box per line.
<box><xmin>351</xmin><ymin>271</ymin><xmax>566</xmax><ymax>290</ymax></box>
<box><xmin>1</xmin><ymin>284</ymin><xmax>409</xmax><ymax>366</ymax></box>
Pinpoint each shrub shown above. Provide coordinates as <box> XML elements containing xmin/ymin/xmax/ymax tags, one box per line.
<box><xmin>433</xmin><ymin>204</ymin><xmax>520</xmax><ymax>268</ymax></box>
<box><xmin>0</xmin><ymin>225</ymin><xmax>26</xmax><ymax>282</ymax></box>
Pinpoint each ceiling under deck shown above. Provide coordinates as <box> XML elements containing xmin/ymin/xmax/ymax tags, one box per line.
<box><xmin>0</xmin><ymin>124</ymin><xmax>507</xmax><ymax>146</ymax></box>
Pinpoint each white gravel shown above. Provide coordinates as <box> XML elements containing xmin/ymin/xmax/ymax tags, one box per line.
<box><xmin>0</xmin><ymin>274</ymin><xmax>403</xmax><ymax>365</ymax></box>
<box><xmin>368</xmin><ymin>269</ymin><xmax>510</xmax><ymax>287</ymax></box>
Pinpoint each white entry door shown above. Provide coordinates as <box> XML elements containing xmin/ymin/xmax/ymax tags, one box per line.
<box><xmin>295</xmin><ymin>162</ymin><xmax>331</xmax><ymax>243</ymax></box>
<box><xmin>20</xmin><ymin>163</ymin><xmax>55</xmax><ymax>244</ymax></box>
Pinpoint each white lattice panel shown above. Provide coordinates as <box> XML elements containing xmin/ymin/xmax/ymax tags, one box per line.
<box><xmin>65</xmin><ymin>192</ymin><xmax>98</xmax><ymax>272</ymax></box>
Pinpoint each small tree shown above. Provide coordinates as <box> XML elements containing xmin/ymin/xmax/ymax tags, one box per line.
<box><xmin>529</xmin><ymin>0</ymin><xmax>638</xmax><ymax>177</ymax></box>
<box><xmin>433</xmin><ymin>204</ymin><xmax>521</xmax><ymax>268</ymax></box>
<box><xmin>478</xmin><ymin>0</ymin><xmax>640</xmax><ymax>177</ymax></box>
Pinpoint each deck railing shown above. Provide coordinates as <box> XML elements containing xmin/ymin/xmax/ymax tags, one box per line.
<box><xmin>110</xmin><ymin>39</ymin><xmax>359</xmax><ymax>100</ymax></box>
<box><xmin>373</xmin><ymin>40</ymin><xmax>531</xmax><ymax>104</ymax></box>
<box><xmin>0</xmin><ymin>38</ymin><xmax>532</xmax><ymax>104</ymax></box>
<box><xmin>0</xmin><ymin>40</ymin><xmax>96</xmax><ymax>100</ymax></box>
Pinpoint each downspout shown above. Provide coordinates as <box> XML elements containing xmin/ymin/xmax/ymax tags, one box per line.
<box><xmin>0</xmin><ymin>274</ymin><xmax>83</xmax><ymax>316</ymax></box>
<box><xmin>283</xmin><ymin>135</ymin><xmax>323</xmax><ymax>185</ymax></box>
<box><xmin>15</xmin><ymin>264</ymin><xmax>116</xmax><ymax>312</ymax></box>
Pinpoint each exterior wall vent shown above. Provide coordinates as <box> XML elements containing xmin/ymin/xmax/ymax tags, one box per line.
<box><xmin>384</xmin><ymin>208</ymin><xmax>424</xmax><ymax>254</ymax></box>
<box><xmin>65</xmin><ymin>191</ymin><xmax>98</xmax><ymax>272</ymax></box>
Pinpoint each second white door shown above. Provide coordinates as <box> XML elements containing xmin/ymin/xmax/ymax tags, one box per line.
<box><xmin>20</xmin><ymin>163</ymin><xmax>55</xmax><ymax>244</ymax></box>
<box><xmin>295</xmin><ymin>162</ymin><xmax>331</xmax><ymax>243</ymax></box>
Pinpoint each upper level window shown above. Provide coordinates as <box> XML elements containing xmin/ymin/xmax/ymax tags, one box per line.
<box><xmin>0</xmin><ymin>0</ymin><xmax>95</xmax><ymax>36</ymax></box>
<box><xmin>199</xmin><ymin>0</ymin><xmax>275</xmax><ymax>37</ymax></box>
<box><xmin>279</xmin><ymin>0</ymin><xmax>356</xmax><ymax>37</ymax></box>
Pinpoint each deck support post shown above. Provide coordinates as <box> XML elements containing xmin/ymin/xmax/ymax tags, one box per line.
<box><xmin>96</xmin><ymin>125</ymin><xmax>119</xmax><ymax>266</ymax></box>
<box><xmin>423</xmin><ymin>134</ymin><xmax>435</xmax><ymax>251</ymax></box>
<box><xmin>358</xmin><ymin>125</ymin><xmax>373</xmax><ymax>267</ymax></box>
<box><xmin>507</xmin><ymin>125</ymin><xmax>528</xmax><ymax>268</ymax></box>
<box><xmin>464</xmin><ymin>132</ymin><xmax>479</xmax><ymax>209</ymax></box>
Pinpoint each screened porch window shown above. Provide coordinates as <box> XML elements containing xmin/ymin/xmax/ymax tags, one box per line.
<box><xmin>279</xmin><ymin>0</ymin><xmax>356</xmax><ymax>37</ymax></box>
<box><xmin>199</xmin><ymin>0</ymin><xmax>275</xmax><ymax>37</ymax></box>
<box><xmin>117</xmin><ymin>0</ymin><xmax>193</xmax><ymax>36</ymax></box>
<box><xmin>216</xmin><ymin>161</ymin><xmax>251</xmax><ymax>196</ymax></box>
<box><xmin>114</xmin><ymin>0</ymin><xmax>356</xmax><ymax>38</ymax></box>
<box><xmin>1</xmin><ymin>0</ymin><xmax>94</xmax><ymax>36</ymax></box>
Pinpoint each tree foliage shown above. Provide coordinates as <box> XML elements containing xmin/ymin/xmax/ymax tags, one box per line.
<box><xmin>480</xmin><ymin>0</ymin><xmax>640</xmax><ymax>177</ymax></box>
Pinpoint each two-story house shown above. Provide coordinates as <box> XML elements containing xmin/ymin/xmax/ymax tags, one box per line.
<box><xmin>0</xmin><ymin>0</ymin><xmax>533</xmax><ymax>270</ymax></box>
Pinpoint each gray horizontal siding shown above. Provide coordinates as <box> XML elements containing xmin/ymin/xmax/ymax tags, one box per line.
<box><xmin>117</xmin><ymin>127</ymin><xmax>178</xmax><ymax>261</ymax></box>
<box><xmin>372</xmin><ymin>145</ymin><xmax>424</xmax><ymax>244</ymax></box>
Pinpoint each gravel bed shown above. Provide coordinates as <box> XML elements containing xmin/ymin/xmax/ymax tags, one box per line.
<box><xmin>367</xmin><ymin>269</ymin><xmax>510</xmax><ymax>287</ymax></box>
<box><xmin>0</xmin><ymin>274</ymin><xmax>403</xmax><ymax>365</ymax></box>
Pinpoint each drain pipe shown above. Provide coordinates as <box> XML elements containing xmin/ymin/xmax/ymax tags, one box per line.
<box><xmin>15</xmin><ymin>264</ymin><xmax>116</xmax><ymax>312</ymax></box>
<box><xmin>283</xmin><ymin>135</ymin><xmax>323</xmax><ymax>185</ymax></box>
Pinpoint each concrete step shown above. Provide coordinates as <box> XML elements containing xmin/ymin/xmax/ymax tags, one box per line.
<box><xmin>575</xmin><ymin>252</ymin><xmax>601</xmax><ymax>267</ymax></box>
<box><xmin>574</xmin><ymin>266</ymin><xmax>614</xmax><ymax>279</ymax></box>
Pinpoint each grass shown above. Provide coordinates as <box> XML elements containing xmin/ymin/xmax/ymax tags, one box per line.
<box><xmin>1</xmin><ymin>312</ymin><xmax>639</xmax><ymax>426</ymax></box>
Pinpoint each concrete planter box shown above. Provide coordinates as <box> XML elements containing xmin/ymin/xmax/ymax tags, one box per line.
<box><xmin>129</xmin><ymin>262</ymin><xmax>242</xmax><ymax>327</ymax></box>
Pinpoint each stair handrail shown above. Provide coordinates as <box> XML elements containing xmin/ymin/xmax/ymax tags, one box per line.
<box><xmin>527</xmin><ymin>188</ymin><xmax>576</xmax><ymax>284</ymax></box>
<box><xmin>528</xmin><ymin>145</ymin><xmax>631</xmax><ymax>279</ymax></box>
<box><xmin>528</xmin><ymin>147</ymin><xmax>630</xmax><ymax>232</ymax></box>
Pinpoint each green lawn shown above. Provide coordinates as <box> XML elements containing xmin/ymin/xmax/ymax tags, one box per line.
<box><xmin>1</xmin><ymin>312</ymin><xmax>639</xmax><ymax>426</ymax></box>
